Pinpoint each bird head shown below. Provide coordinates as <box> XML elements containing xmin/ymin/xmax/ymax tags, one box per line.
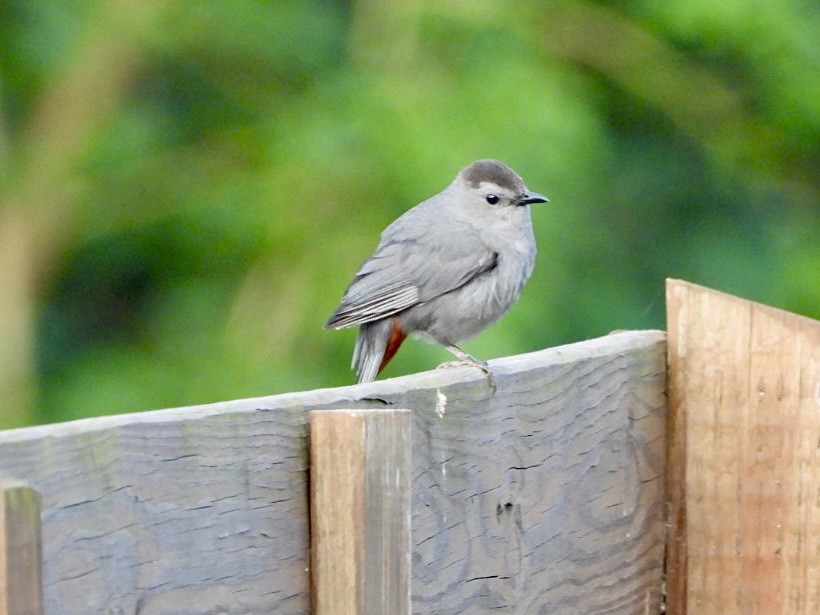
<box><xmin>458</xmin><ymin>159</ymin><xmax>549</xmax><ymax>210</ymax></box>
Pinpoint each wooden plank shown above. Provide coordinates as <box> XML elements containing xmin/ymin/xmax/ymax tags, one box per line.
<box><xmin>310</xmin><ymin>409</ymin><xmax>411</xmax><ymax>615</ymax></box>
<box><xmin>405</xmin><ymin>331</ymin><xmax>667</xmax><ymax>614</ymax></box>
<box><xmin>0</xmin><ymin>330</ymin><xmax>666</xmax><ymax>614</ymax></box>
<box><xmin>666</xmin><ymin>278</ymin><xmax>820</xmax><ymax>614</ymax></box>
<box><xmin>362</xmin><ymin>410</ymin><xmax>412</xmax><ymax>615</ymax></box>
<box><xmin>0</xmin><ymin>483</ymin><xmax>42</xmax><ymax>615</ymax></box>
<box><xmin>310</xmin><ymin>411</ymin><xmax>364</xmax><ymax>615</ymax></box>
<box><xmin>0</xmin><ymin>408</ymin><xmax>312</xmax><ymax>614</ymax></box>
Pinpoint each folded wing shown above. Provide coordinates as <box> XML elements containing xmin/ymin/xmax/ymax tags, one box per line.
<box><xmin>325</xmin><ymin>214</ymin><xmax>496</xmax><ymax>329</ymax></box>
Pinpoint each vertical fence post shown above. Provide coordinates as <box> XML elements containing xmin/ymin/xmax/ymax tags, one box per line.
<box><xmin>310</xmin><ymin>409</ymin><xmax>411</xmax><ymax>615</ymax></box>
<box><xmin>0</xmin><ymin>482</ymin><xmax>42</xmax><ymax>615</ymax></box>
<box><xmin>666</xmin><ymin>279</ymin><xmax>820</xmax><ymax>614</ymax></box>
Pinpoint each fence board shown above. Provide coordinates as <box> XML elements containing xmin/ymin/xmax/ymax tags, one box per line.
<box><xmin>0</xmin><ymin>330</ymin><xmax>667</xmax><ymax>614</ymax></box>
<box><xmin>310</xmin><ymin>409</ymin><xmax>411</xmax><ymax>615</ymax></box>
<box><xmin>0</xmin><ymin>482</ymin><xmax>42</xmax><ymax>615</ymax></box>
<box><xmin>666</xmin><ymin>279</ymin><xmax>820</xmax><ymax>614</ymax></box>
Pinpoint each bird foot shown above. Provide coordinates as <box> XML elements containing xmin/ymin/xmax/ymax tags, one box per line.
<box><xmin>436</xmin><ymin>359</ymin><xmax>496</xmax><ymax>391</ymax></box>
<box><xmin>436</xmin><ymin>358</ymin><xmax>488</xmax><ymax>373</ymax></box>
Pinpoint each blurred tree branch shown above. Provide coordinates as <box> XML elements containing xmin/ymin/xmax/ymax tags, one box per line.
<box><xmin>0</xmin><ymin>0</ymin><xmax>169</xmax><ymax>427</ymax></box>
<box><xmin>541</xmin><ymin>0</ymin><xmax>818</xmax><ymax>202</ymax></box>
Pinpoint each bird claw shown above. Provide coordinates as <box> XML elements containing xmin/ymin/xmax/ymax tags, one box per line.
<box><xmin>436</xmin><ymin>359</ymin><xmax>497</xmax><ymax>391</ymax></box>
<box><xmin>436</xmin><ymin>358</ymin><xmax>487</xmax><ymax>372</ymax></box>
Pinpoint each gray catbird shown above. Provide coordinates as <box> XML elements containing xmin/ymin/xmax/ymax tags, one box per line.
<box><xmin>325</xmin><ymin>159</ymin><xmax>549</xmax><ymax>383</ymax></box>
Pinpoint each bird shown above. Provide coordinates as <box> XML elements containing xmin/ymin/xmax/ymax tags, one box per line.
<box><xmin>324</xmin><ymin>159</ymin><xmax>549</xmax><ymax>384</ymax></box>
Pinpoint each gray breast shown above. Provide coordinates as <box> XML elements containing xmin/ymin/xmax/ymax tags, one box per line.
<box><xmin>401</xmin><ymin>235</ymin><xmax>536</xmax><ymax>345</ymax></box>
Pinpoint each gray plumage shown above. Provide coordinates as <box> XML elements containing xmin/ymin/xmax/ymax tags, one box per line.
<box><xmin>325</xmin><ymin>159</ymin><xmax>549</xmax><ymax>383</ymax></box>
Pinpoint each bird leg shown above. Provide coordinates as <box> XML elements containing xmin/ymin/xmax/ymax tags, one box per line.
<box><xmin>441</xmin><ymin>345</ymin><xmax>488</xmax><ymax>371</ymax></box>
<box><xmin>438</xmin><ymin>344</ymin><xmax>496</xmax><ymax>390</ymax></box>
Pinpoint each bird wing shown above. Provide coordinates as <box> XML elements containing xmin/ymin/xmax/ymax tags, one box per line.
<box><xmin>325</xmin><ymin>212</ymin><xmax>496</xmax><ymax>329</ymax></box>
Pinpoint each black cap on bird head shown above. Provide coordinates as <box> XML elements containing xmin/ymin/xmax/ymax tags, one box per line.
<box><xmin>461</xmin><ymin>159</ymin><xmax>525</xmax><ymax>194</ymax></box>
<box><xmin>460</xmin><ymin>159</ymin><xmax>549</xmax><ymax>206</ymax></box>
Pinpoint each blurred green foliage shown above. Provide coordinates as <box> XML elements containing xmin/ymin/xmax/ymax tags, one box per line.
<box><xmin>0</xmin><ymin>0</ymin><xmax>817</xmax><ymax>427</ymax></box>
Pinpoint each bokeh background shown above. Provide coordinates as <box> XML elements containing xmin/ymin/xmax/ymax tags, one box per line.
<box><xmin>0</xmin><ymin>0</ymin><xmax>817</xmax><ymax>428</ymax></box>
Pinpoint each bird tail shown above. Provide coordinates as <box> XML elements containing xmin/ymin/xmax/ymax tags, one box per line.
<box><xmin>353</xmin><ymin>319</ymin><xmax>407</xmax><ymax>383</ymax></box>
<box><xmin>353</xmin><ymin>321</ymin><xmax>389</xmax><ymax>383</ymax></box>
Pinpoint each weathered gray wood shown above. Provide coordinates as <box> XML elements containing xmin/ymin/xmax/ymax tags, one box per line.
<box><xmin>310</xmin><ymin>409</ymin><xmax>411</xmax><ymax>615</ymax></box>
<box><xmin>0</xmin><ymin>405</ymin><xmax>312</xmax><ymax>614</ymax></box>
<box><xmin>0</xmin><ymin>330</ymin><xmax>666</xmax><ymax>614</ymax></box>
<box><xmin>0</xmin><ymin>482</ymin><xmax>42</xmax><ymax>615</ymax></box>
<box><xmin>363</xmin><ymin>410</ymin><xmax>412</xmax><ymax>615</ymax></box>
<box><xmin>405</xmin><ymin>331</ymin><xmax>667</xmax><ymax>615</ymax></box>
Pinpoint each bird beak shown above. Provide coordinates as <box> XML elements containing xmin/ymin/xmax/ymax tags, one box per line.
<box><xmin>516</xmin><ymin>192</ymin><xmax>549</xmax><ymax>205</ymax></box>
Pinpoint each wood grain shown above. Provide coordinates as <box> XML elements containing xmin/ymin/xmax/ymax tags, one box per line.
<box><xmin>310</xmin><ymin>409</ymin><xmax>411</xmax><ymax>615</ymax></box>
<box><xmin>405</xmin><ymin>331</ymin><xmax>667</xmax><ymax>615</ymax></box>
<box><xmin>0</xmin><ymin>406</ymin><xmax>312</xmax><ymax>614</ymax></box>
<box><xmin>0</xmin><ymin>331</ymin><xmax>667</xmax><ymax>614</ymax></box>
<box><xmin>0</xmin><ymin>482</ymin><xmax>42</xmax><ymax>615</ymax></box>
<box><xmin>310</xmin><ymin>411</ymin><xmax>364</xmax><ymax>615</ymax></box>
<box><xmin>666</xmin><ymin>279</ymin><xmax>820</xmax><ymax>614</ymax></box>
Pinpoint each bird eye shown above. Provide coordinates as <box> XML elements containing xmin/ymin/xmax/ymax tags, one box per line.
<box><xmin>485</xmin><ymin>194</ymin><xmax>499</xmax><ymax>205</ymax></box>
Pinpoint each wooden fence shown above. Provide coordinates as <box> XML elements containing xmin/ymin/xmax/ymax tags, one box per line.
<box><xmin>666</xmin><ymin>280</ymin><xmax>820</xmax><ymax>614</ymax></box>
<box><xmin>0</xmin><ymin>279</ymin><xmax>817</xmax><ymax>614</ymax></box>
